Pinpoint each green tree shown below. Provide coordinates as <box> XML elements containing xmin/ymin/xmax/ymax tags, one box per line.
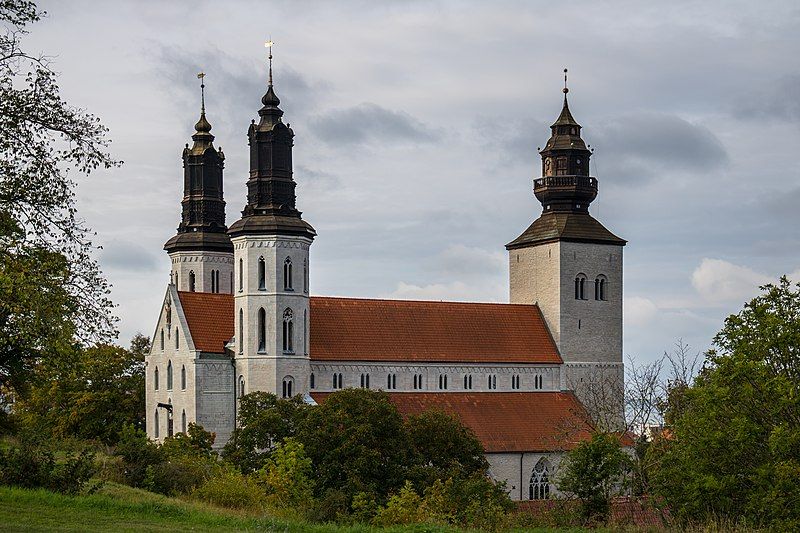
<box><xmin>648</xmin><ymin>277</ymin><xmax>800</xmax><ymax>529</ymax></box>
<box><xmin>257</xmin><ymin>437</ymin><xmax>314</xmax><ymax>514</ymax></box>
<box><xmin>297</xmin><ymin>389</ymin><xmax>411</xmax><ymax>513</ymax></box>
<box><xmin>1</xmin><ymin>0</ymin><xmax>119</xmax><ymax>393</ymax></box>
<box><xmin>557</xmin><ymin>432</ymin><xmax>632</xmax><ymax>524</ymax></box>
<box><xmin>404</xmin><ymin>409</ymin><xmax>488</xmax><ymax>485</ymax></box>
<box><xmin>15</xmin><ymin>334</ymin><xmax>148</xmax><ymax>444</ymax></box>
<box><xmin>222</xmin><ymin>391</ymin><xmax>309</xmax><ymax>472</ymax></box>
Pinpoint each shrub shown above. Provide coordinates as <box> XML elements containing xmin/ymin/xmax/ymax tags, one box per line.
<box><xmin>373</xmin><ymin>481</ymin><xmax>428</xmax><ymax>527</ymax></box>
<box><xmin>114</xmin><ymin>424</ymin><xmax>162</xmax><ymax>488</ymax></box>
<box><xmin>192</xmin><ymin>469</ymin><xmax>266</xmax><ymax>511</ymax></box>
<box><xmin>257</xmin><ymin>438</ymin><xmax>314</xmax><ymax>514</ymax></box>
<box><xmin>143</xmin><ymin>453</ymin><xmax>215</xmax><ymax>496</ymax></box>
<box><xmin>0</xmin><ymin>441</ymin><xmax>97</xmax><ymax>495</ymax></box>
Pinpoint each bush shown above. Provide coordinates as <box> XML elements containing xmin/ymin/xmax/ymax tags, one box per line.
<box><xmin>191</xmin><ymin>469</ymin><xmax>266</xmax><ymax>511</ymax></box>
<box><xmin>257</xmin><ymin>438</ymin><xmax>314</xmax><ymax>515</ymax></box>
<box><xmin>114</xmin><ymin>424</ymin><xmax>162</xmax><ymax>488</ymax></box>
<box><xmin>0</xmin><ymin>441</ymin><xmax>97</xmax><ymax>495</ymax></box>
<box><xmin>373</xmin><ymin>481</ymin><xmax>429</xmax><ymax>527</ymax></box>
<box><xmin>143</xmin><ymin>453</ymin><xmax>215</xmax><ymax>496</ymax></box>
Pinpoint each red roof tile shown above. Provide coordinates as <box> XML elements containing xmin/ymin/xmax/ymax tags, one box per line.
<box><xmin>175</xmin><ymin>294</ymin><xmax>561</xmax><ymax>365</ymax></box>
<box><xmin>177</xmin><ymin>291</ymin><xmax>234</xmax><ymax>353</ymax></box>
<box><xmin>311</xmin><ymin>392</ymin><xmax>592</xmax><ymax>453</ymax></box>
<box><xmin>309</xmin><ymin>297</ymin><xmax>561</xmax><ymax>364</ymax></box>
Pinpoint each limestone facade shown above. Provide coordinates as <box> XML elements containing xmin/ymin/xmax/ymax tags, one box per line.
<box><xmin>169</xmin><ymin>251</ymin><xmax>234</xmax><ymax>294</ymax></box>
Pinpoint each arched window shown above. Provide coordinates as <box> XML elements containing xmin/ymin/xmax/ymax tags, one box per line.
<box><xmin>283</xmin><ymin>257</ymin><xmax>293</xmax><ymax>290</ymax></box>
<box><xmin>154</xmin><ymin>367</ymin><xmax>159</xmax><ymax>390</ymax></box>
<box><xmin>488</xmin><ymin>374</ymin><xmax>497</xmax><ymax>390</ymax></box>
<box><xmin>534</xmin><ymin>374</ymin><xmax>543</xmax><ymax>390</ymax></box>
<box><xmin>211</xmin><ymin>269</ymin><xmax>216</xmax><ymax>293</ymax></box>
<box><xmin>175</xmin><ymin>272</ymin><xmax>178</xmax><ymax>288</ymax></box>
<box><xmin>258</xmin><ymin>257</ymin><xmax>266</xmax><ymax>290</ymax></box>
<box><xmin>189</xmin><ymin>271</ymin><xmax>196</xmax><ymax>292</ymax></box>
<box><xmin>239</xmin><ymin>375</ymin><xmax>245</xmax><ymax>397</ymax></box>
<box><xmin>282</xmin><ymin>308</ymin><xmax>294</xmax><ymax>353</ymax></box>
<box><xmin>438</xmin><ymin>374</ymin><xmax>448</xmax><ymax>390</ymax></box>
<box><xmin>360</xmin><ymin>373</ymin><xmax>371</xmax><ymax>388</ymax></box>
<box><xmin>304</xmin><ymin>310</ymin><xmax>307</xmax><ymax>355</ymax></box>
<box><xmin>333</xmin><ymin>373</ymin><xmax>343</xmax><ymax>389</ymax></box>
<box><xmin>386</xmin><ymin>373</ymin><xmax>397</xmax><ymax>390</ymax></box>
<box><xmin>167</xmin><ymin>405</ymin><xmax>173</xmax><ymax>437</ymax></box>
<box><xmin>310</xmin><ymin>373</ymin><xmax>315</xmax><ymax>389</ymax></box>
<box><xmin>282</xmin><ymin>376</ymin><xmax>294</xmax><ymax>398</ymax></box>
<box><xmin>238</xmin><ymin>309</ymin><xmax>244</xmax><ymax>354</ymax></box>
<box><xmin>303</xmin><ymin>259</ymin><xmax>308</xmax><ymax>293</ymax></box>
<box><xmin>257</xmin><ymin>307</ymin><xmax>266</xmax><ymax>353</ymax></box>
<box><xmin>595</xmin><ymin>275</ymin><xmax>607</xmax><ymax>301</ymax></box>
<box><xmin>154</xmin><ymin>409</ymin><xmax>159</xmax><ymax>438</ymax></box>
<box><xmin>512</xmin><ymin>375</ymin><xmax>520</xmax><ymax>390</ymax></box>
<box><xmin>216</xmin><ymin>269</ymin><xmax>221</xmax><ymax>293</ymax></box>
<box><xmin>166</xmin><ymin>361</ymin><xmax>173</xmax><ymax>390</ymax></box>
<box><xmin>160</xmin><ymin>329</ymin><xmax>164</xmax><ymax>351</ymax></box>
<box><xmin>181</xmin><ymin>365</ymin><xmax>186</xmax><ymax>390</ymax></box>
<box><xmin>238</xmin><ymin>259</ymin><xmax>243</xmax><ymax>291</ymax></box>
<box><xmin>574</xmin><ymin>274</ymin><xmax>587</xmax><ymax>300</ymax></box>
<box><xmin>529</xmin><ymin>458</ymin><xmax>551</xmax><ymax>500</ymax></box>
<box><xmin>463</xmin><ymin>374</ymin><xmax>473</xmax><ymax>390</ymax></box>
<box><xmin>181</xmin><ymin>410</ymin><xmax>186</xmax><ymax>433</ymax></box>
<box><xmin>175</xmin><ymin>328</ymin><xmax>179</xmax><ymax>349</ymax></box>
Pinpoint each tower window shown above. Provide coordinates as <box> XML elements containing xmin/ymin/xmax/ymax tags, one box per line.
<box><xmin>211</xmin><ymin>269</ymin><xmax>216</xmax><ymax>293</ymax></box>
<box><xmin>189</xmin><ymin>271</ymin><xmax>196</xmax><ymax>292</ymax></box>
<box><xmin>529</xmin><ymin>458</ymin><xmax>551</xmax><ymax>500</ymax></box>
<box><xmin>284</xmin><ymin>257</ymin><xmax>293</xmax><ymax>291</ymax></box>
<box><xmin>258</xmin><ymin>257</ymin><xmax>266</xmax><ymax>290</ymax></box>
<box><xmin>555</xmin><ymin>157</ymin><xmax>568</xmax><ymax>176</ymax></box>
<box><xmin>154</xmin><ymin>367</ymin><xmax>159</xmax><ymax>391</ymax></box>
<box><xmin>303</xmin><ymin>259</ymin><xmax>308</xmax><ymax>293</ymax></box>
<box><xmin>239</xmin><ymin>309</ymin><xmax>244</xmax><ymax>354</ymax></box>
<box><xmin>595</xmin><ymin>276</ymin><xmax>607</xmax><ymax>301</ymax></box>
<box><xmin>239</xmin><ymin>259</ymin><xmax>243</xmax><ymax>291</ymax></box>
<box><xmin>257</xmin><ymin>307</ymin><xmax>266</xmax><ymax>353</ymax></box>
<box><xmin>181</xmin><ymin>365</ymin><xmax>186</xmax><ymax>390</ymax></box>
<box><xmin>282</xmin><ymin>376</ymin><xmax>294</xmax><ymax>398</ymax></box>
<box><xmin>166</xmin><ymin>360</ymin><xmax>173</xmax><ymax>390</ymax></box>
<box><xmin>282</xmin><ymin>308</ymin><xmax>294</xmax><ymax>353</ymax></box>
<box><xmin>574</xmin><ymin>274</ymin><xmax>587</xmax><ymax>300</ymax></box>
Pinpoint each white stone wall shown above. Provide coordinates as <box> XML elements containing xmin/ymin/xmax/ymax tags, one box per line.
<box><xmin>195</xmin><ymin>357</ymin><xmax>235</xmax><ymax>447</ymax></box>
<box><xmin>486</xmin><ymin>452</ymin><xmax>565</xmax><ymax>501</ymax></box>
<box><xmin>308</xmin><ymin>362</ymin><xmax>561</xmax><ymax>393</ymax></box>
<box><xmin>169</xmin><ymin>251</ymin><xmax>234</xmax><ymax>294</ymax></box>
<box><xmin>231</xmin><ymin>235</ymin><xmax>312</xmax><ymax>399</ymax></box>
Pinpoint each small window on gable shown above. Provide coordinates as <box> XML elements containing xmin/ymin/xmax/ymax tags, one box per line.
<box><xmin>175</xmin><ymin>328</ymin><xmax>179</xmax><ymax>349</ymax></box>
<box><xmin>154</xmin><ymin>367</ymin><xmax>159</xmax><ymax>390</ymax></box>
<box><xmin>181</xmin><ymin>365</ymin><xmax>186</xmax><ymax>390</ymax></box>
<box><xmin>160</xmin><ymin>329</ymin><xmax>164</xmax><ymax>351</ymax></box>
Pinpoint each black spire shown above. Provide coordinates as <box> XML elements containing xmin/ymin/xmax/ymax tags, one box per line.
<box><xmin>506</xmin><ymin>70</ymin><xmax>625</xmax><ymax>249</ymax></box>
<box><xmin>228</xmin><ymin>42</ymin><xmax>315</xmax><ymax>240</ymax></box>
<box><xmin>164</xmin><ymin>73</ymin><xmax>233</xmax><ymax>254</ymax></box>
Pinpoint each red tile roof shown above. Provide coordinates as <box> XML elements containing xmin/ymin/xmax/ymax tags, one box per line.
<box><xmin>311</xmin><ymin>392</ymin><xmax>592</xmax><ymax>453</ymax></box>
<box><xmin>309</xmin><ymin>297</ymin><xmax>561</xmax><ymax>364</ymax></box>
<box><xmin>174</xmin><ymin>293</ymin><xmax>561</xmax><ymax>365</ymax></box>
<box><xmin>176</xmin><ymin>291</ymin><xmax>234</xmax><ymax>353</ymax></box>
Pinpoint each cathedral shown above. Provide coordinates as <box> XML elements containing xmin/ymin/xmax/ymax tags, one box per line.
<box><xmin>145</xmin><ymin>62</ymin><xmax>626</xmax><ymax>501</ymax></box>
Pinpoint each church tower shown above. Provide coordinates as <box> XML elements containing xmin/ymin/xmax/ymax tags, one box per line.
<box><xmin>507</xmin><ymin>72</ymin><xmax>626</xmax><ymax>425</ymax></box>
<box><xmin>164</xmin><ymin>75</ymin><xmax>234</xmax><ymax>293</ymax></box>
<box><xmin>227</xmin><ymin>45</ymin><xmax>315</xmax><ymax>399</ymax></box>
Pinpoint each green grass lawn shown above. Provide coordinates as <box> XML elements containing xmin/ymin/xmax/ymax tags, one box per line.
<box><xmin>0</xmin><ymin>483</ymin><xmax>465</xmax><ymax>533</ymax></box>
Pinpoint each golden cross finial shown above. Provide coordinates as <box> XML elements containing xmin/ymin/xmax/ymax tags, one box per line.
<box><xmin>197</xmin><ymin>71</ymin><xmax>206</xmax><ymax>114</ymax></box>
<box><xmin>265</xmin><ymin>39</ymin><xmax>274</xmax><ymax>86</ymax></box>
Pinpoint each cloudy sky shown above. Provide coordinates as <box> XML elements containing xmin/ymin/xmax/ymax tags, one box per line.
<box><xmin>26</xmin><ymin>0</ymin><xmax>800</xmax><ymax>363</ymax></box>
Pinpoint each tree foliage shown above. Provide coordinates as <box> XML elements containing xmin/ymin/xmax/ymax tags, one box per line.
<box><xmin>648</xmin><ymin>277</ymin><xmax>800</xmax><ymax>529</ymax></box>
<box><xmin>0</xmin><ymin>0</ymin><xmax>119</xmax><ymax>392</ymax></box>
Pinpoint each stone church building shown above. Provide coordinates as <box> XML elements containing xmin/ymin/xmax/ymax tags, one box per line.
<box><xmin>146</xmin><ymin>66</ymin><xmax>625</xmax><ymax>501</ymax></box>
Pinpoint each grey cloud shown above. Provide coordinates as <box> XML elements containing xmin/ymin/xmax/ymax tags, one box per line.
<box><xmin>311</xmin><ymin>103</ymin><xmax>439</xmax><ymax>146</ymax></box>
<box><xmin>102</xmin><ymin>241</ymin><xmax>159</xmax><ymax>272</ymax></box>
<box><xmin>733</xmin><ymin>74</ymin><xmax>800</xmax><ymax>122</ymax></box>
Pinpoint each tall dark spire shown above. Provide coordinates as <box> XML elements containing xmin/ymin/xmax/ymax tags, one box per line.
<box><xmin>228</xmin><ymin>42</ymin><xmax>315</xmax><ymax>240</ymax></box>
<box><xmin>506</xmin><ymin>71</ymin><xmax>625</xmax><ymax>249</ymax></box>
<box><xmin>164</xmin><ymin>73</ymin><xmax>233</xmax><ymax>253</ymax></box>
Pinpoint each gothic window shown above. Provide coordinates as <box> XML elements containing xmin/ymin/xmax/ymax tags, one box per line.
<box><xmin>230</xmin><ymin>272</ymin><xmax>233</xmax><ymax>293</ymax></box>
<box><xmin>239</xmin><ymin>375</ymin><xmax>245</xmax><ymax>397</ymax></box>
<box><xmin>595</xmin><ymin>275</ymin><xmax>607</xmax><ymax>301</ymax></box>
<box><xmin>239</xmin><ymin>259</ymin><xmax>243</xmax><ymax>291</ymax></box>
<box><xmin>304</xmin><ymin>310</ymin><xmax>307</xmax><ymax>355</ymax></box>
<box><xmin>512</xmin><ymin>374</ymin><xmax>520</xmax><ymax>390</ymax></box>
<box><xmin>175</xmin><ymin>272</ymin><xmax>178</xmax><ymax>288</ymax></box>
<box><xmin>534</xmin><ymin>374</ymin><xmax>543</xmax><ymax>390</ymax></box>
<box><xmin>167</xmin><ymin>361</ymin><xmax>173</xmax><ymax>390</ymax></box>
<box><xmin>238</xmin><ymin>309</ymin><xmax>244</xmax><ymax>354</ymax></box>
<box><xmin>463</xmin><ymin>374</ymin><xmax>473</xmax><ymax>390</ymax></box>
<box><xmin>258</xmin><ymin>308</ymin><xmax>266</xmax><ymax>353</ymax></box>
<box><xmin>488</xmin><ymin>374</ymin><xmax>497</xmax><ymax>390</ymax></box>
<box><xmin>387</xmin><ymin>373</ymin><xmax>397</xmax><ymax>390</ymax></box>
<box><xmin>258</xmin><ymin>257</ymin><xmax>266</xmax><ymax>290</ymax></box>
<box><xmin>282</xmin><ymin>308</ymin><xmax>294</xmax><ymax>353</ymax></box>
<box><xmin>310</xmin><ymin>373</ymin><xmax>315</xmax><ymax>389</ymax></box>
<box><xmin>216</xmin><ymin>270</ymin><xmax>221</xmax><ymax>293</ymax></box>
<box><xmin>575</xmin><ymin>274</ymin><xmax>587</xmax><ymax>300</ymax></box>
<box><xmin>282</xmin><ymin>376</ymin><xmax>294</xmax><ymax>398</ymax></box>
<box><xmin>167</xmin><ymin>407</ymin><xmax>173</xmax><ymax>437</ymax></box>
<box><xmin>175</xmin><ymin>327</ymin><xmax>179</xmax><ymax>349</ymax></box>
<box><xmin>438</xmin><ymin>374</ymin><xmax>448</xmax><ymax>390</ymax></box>
<box><xmin>333</xmin><ymin>373</ymin><xmax>343</xmax><ymax>389</ymax></box>
<box><xmin>160</xmin><ymin>329</ymin><xmax>164</xmax><ymax>351</ymax></box>
<box><xmin>154</xmin><ymin>409</ymin><xmax>159</xmax><ymax>438</ymax></box>
<box><xmin>413</xmin><ymin>374</ymin><xmax>419</xmax><ymax>389</ymax></box>
<box><xmin>211</xmin><ymin>269</ymin><xmax>216</xmax><ymax>293</ymax></box>
<box><xmin>283</xmin><ymin>257</ymin><xmax>293</xmax><ymax>290</ymax></box>
<box><xmin>360</xmin><ymin>373</ymin><xmax>370</xmax><ymax>388</ymax></box>
<box><xmin>303</xmin><ymin>259</ymin><xmax>308</xmax><ymax>293</ymax></box>
<box><xmin>154</xmin><ymin>367</ymin><xmax>159</xmax><ymax>391</ymax></box>
<box><xmin>181</xmin><ymin>410</ymin><xmax>186</xmax><ymax>433</ymax></box>
<box><xmin>189</xmin><ymin>271</ymin><xmax>196</xmax><ymax>292</ymax></box>
<box><xmin>529</xmin><ymin>458</ymin><xmax>551</xmax><ymax>500</ymax></box>
<box><xmin>181</xmin><ymin>365</ymin><xmax>186</xmax><ymax>390</ymax></box>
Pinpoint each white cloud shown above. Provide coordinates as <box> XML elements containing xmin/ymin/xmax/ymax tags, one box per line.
<box><xmin>691</xmin><ymin>258</ymin><xmax>772</xmax><ymax>305</ymax></box>
<box><xmin>384</xmin><ymin>281</ymin><xmax>503</xmax><ymax>303</ymax></box>
<box><xmin>624</xmin><ymin>296</ymin><xmax>659</xmax><ymax>327</ymax></box>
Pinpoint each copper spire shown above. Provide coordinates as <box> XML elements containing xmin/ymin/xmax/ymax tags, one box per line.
<box><xmin>552</xmin><ymin>68</ymin><xmax>579</xmax><ymax>127</ymax></box>
<box><xmin>194</xmin><ymin>72</ymin><xmax>212</xmax><ymax>135</ymax></box>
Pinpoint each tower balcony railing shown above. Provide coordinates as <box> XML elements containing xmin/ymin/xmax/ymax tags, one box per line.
<box><xmin>533</xmin><ymin>175</ymin><xmax>597</xmax><ymax>190</ymax></box>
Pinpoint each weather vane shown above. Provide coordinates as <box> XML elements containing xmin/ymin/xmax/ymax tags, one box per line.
<box><xmin>563</xmin><ymin>68</ymin><xmax>569</xmax><ymax>94</ymax></box>
<box><xmin>265</xmin><ymin>39</ymin><xmax>274</xmax><ymax>86</ymax></box>
<box><xmin>197</xmin><ymin>71</ymin><xmax>206</xmax><ymax>114</ymax></box>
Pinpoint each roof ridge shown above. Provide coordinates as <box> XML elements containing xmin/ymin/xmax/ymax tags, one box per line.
<box><xmin>310</xmin><ymin>295</ymin><xmax>538</xmax><ymax>307</ymax></box>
